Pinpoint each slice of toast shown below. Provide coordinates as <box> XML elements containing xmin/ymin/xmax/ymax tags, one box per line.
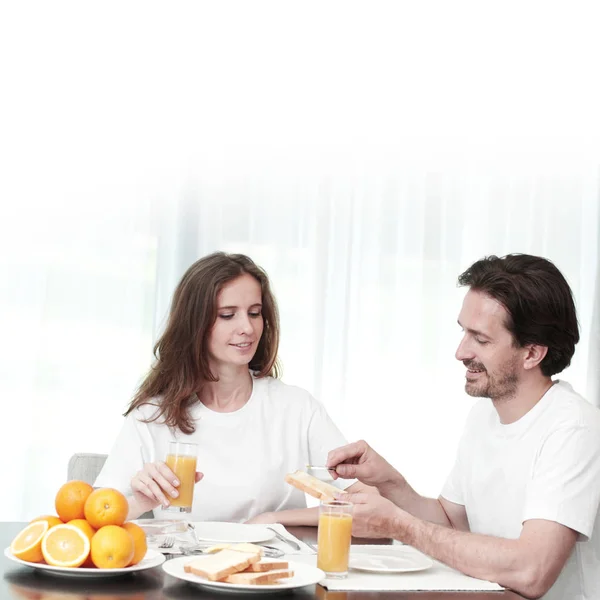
<box><xmin>230</xmin><ymin>543</ymin><xmax>264</xmax><ymax>554</ymax></box>
<box><xmin>184</xmin><ymin>547</ymin><xmax>262</xmax><ymax>581</ymax></box>
<box><xmin>223</xmin><ymin>569</ymin><xmax>294</xmax><ymax>585</ymax></box>
<box><xmin>204</xmin><ymin>542</ymin><xmax>263</xmax><ymax>555</ymax></box>
<box><xmin>285</xmin><ymin>470</ymin><xmax>347</xmax><ymax>501</ymax></box>
<box><xmin>242</xmin><ymin>559</ymin><xmax>289</xmax><ymax>572</ymax></box>
<box><xmin>204</xmin><ymin>543</ymin><xmax>230</xmax><ymax>554</ymax></box>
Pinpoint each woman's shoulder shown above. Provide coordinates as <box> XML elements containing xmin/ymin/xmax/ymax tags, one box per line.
<box><xmin>256</xmin><ymin>376</ymin><xmax>321</xmax><ymax>410</ymax></box>
<box><xmin>126</xmin><ymin>398</ymin><xmax>163</xmax><ymax>422</ymax></box>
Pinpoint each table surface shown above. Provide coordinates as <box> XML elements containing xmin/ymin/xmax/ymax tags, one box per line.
<box><xmin>1</xmin><ymin>521</ymin><xmax>522</xmax><ymax>600</ymax></box>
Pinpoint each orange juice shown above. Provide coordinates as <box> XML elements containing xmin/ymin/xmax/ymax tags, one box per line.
<box><xmin>317</xmin><ymin>512</ymin><xmax>353</xmax><ymax>574</ymax></box>
<box><xmin>165</xmin><ymin>454</ymin><xmax>197</xmax><ymax>508</ymax></box>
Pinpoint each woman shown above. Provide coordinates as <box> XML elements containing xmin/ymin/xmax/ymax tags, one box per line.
<box><xmin>95</xmin><ymin>252</ymin><xmax>365</xmax><ymax>524</ymax></box>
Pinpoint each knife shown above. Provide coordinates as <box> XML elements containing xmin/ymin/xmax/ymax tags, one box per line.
<box><xmin>266</xmin><ymin>526</ymin><xmax>302</xmax><ymax>551</ymax></box>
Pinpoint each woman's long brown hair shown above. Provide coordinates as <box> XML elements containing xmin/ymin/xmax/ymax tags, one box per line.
<box><xmin>125</xmin><ymin>252</ymin><xmax>281</xmax><ymax>433</ymax></box>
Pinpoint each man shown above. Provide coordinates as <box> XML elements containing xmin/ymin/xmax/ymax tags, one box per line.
<box><xmin>328</xmin><ymin>254</ymin><xmax>600</xmax><ymax>600</ymax></box>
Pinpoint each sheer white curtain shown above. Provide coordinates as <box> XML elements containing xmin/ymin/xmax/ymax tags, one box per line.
<box><xmin>3</xmin><ymin>159</ymin><xmax>598</xmax><ymax>520</ymax></box>
<box><xmin>159</xmin><ymin>156</ymin><xmax>599</xmax><ymax>499</ymax></box>
<box><xmin>2</xmin><ymin>1</ymin><xmax>600</xmax><ymax>519</ymax></box>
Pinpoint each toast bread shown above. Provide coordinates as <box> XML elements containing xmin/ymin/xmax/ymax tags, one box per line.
<box><xmin>223</xmin><ymin>569</ymin><xmax>294</xmax><ymax>585</ymax></box>
<box><xmin>203</xmin><ymin>542</ymin><xmax>263</xmax><ymax>554</ymax></box>
<box><xmin>285</xmin><ymin>470</ymin><xmax>347</xmax><ymax>500</ymax></box>
<box><xmin>183</xmin><ymin>547</ymin><xmax>262</xmax><ymax>581</ymax></box>
<box><xmin>242</xmin><ymin>559</ymin><xmax>289</xmax><ymax>572</ymax></box>
<box><xmin>230</xmin><ymin>543</ymin><xmax>264</xmax><ymax>554</ymax></box>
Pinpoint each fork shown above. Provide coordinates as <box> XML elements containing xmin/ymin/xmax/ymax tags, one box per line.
<box><xmin>158</xmin><ymin>535</ymin><xmax>175</xmax><ymax>549</ymax></box>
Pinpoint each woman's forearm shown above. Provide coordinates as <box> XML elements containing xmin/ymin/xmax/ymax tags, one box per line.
<box><xmin>248</xmin><ymin>506</ymin><xmax>319</xmax><ymax>526</ymax></box>
<box><xmin>126</xmin><ymin>495</ymin><xmax>156</xmax><ymax>520</ymax></box>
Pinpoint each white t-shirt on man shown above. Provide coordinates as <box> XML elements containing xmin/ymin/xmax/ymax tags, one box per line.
<box><xmin>442</xmin><ymin>381</ymin><xmax>600</xmax><ymax>600</ymax></box>
<box><xmin>94</xmin><ymin>376</ymin><xmax>353</xmax><ymax>522</ymax></box>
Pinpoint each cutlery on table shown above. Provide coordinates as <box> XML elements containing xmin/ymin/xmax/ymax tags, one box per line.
<box><xmin>179</xmin><ymin>544</ymin><xmax>285</xmax><ymax>558</ymax></box>
<box><xmin>266</xmin><ymin>526</ymin><xmax>302</xmax><ymax>551</ymax></box>
<box><xmin>187</xmin><ymin>523</ymin><xmax>200</xmax><ymax>545</ymax></box>
<box><xmin>158</xmin><ymin>536</ymin><xmax>175</xmax><ymax>549</ymax></box>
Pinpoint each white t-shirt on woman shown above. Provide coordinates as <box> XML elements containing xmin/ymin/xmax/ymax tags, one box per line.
<box><xmin>94</xmin><ymin>376</ymin><xmax>353</xmax><ymax>522</ymax></box>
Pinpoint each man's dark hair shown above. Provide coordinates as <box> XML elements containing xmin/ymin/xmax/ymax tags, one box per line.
<box><xmin>458</xmin><ymin>254</ymin><xmax>579</xmax><ymax>376</ymax></box>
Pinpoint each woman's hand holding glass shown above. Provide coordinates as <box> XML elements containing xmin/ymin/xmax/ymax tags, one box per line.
<box><xmin>130</xmin><ymin>461</ymin><xmax>204</xmax><ymax>512</ymax></box>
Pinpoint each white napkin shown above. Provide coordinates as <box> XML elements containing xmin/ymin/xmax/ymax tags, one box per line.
<box><xmin>137</xmin><ymin>519</ymin><xmax>193</xmax><ymax>555</ymax></box>
<box><xmin>149</xmin><ymin>530</ymin><xmax>196</xmax><ymax>555</ymax></box>
<box><xmin>149</xmin><ymin>522</ymin><xmax>314</xmax><ymax>556</ymax></box>
<box><xmin>265</xmin><ymin>523</ymin><xmax>316</xmax><ymax>555</ymax></box>
<box><xmin>295</xmin><ymin>545</ymin><xmax>504</xmax><ymax>592</ymax></box>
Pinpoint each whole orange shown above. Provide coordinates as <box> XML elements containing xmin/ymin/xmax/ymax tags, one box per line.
<box><xmin>121</xmin><ymin>522</ymin><xmax>147</xmax><ymax>565</ymax></box>
<box><xmin>30</xmin><ymin>515</ymin><xmax>63</xmax><ymax>529</ymax></box>
<box><xmin>84</xmin><ymin>488</ymin><xmax>128</xmax><ymax>529</ymax></box>
<box><xmin>68</xmin><ymin>519</ymin><xmax>97</xmax><ymax>567</ymax></box>
<box><xmin>90</xmin><ymin>525</ymin><xmax>134</xmax><ymax>569</ymax></box>
<box><xmin>55</xmin><ymin>481</ymin><xmax>94</xmax><ymax>522</ymax></box>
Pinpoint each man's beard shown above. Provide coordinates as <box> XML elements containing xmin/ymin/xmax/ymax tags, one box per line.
<box><xmin>463</xmin><ymin>356</ymin><xmax>519</xmax><ymax>401</ymax></box>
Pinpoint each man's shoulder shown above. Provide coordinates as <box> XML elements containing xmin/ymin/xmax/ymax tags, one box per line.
<box><xmin>464</xmin><ymin>398</ymin><xmax>496</xmax><ymax>424</ymax></box>
<box><xmin>546</xmin><ymin>380</ymin><xmax>600</xmax><ymax>431</ymax></box>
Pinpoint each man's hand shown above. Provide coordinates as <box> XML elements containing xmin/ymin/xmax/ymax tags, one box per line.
<box><xmin>341</xmin><ymin>491</ymin><xmax>407</xmax><ymax>539</ymax></box>
<box><xmin>327</xmin><ymin>440</ymin><xmax>401</xmax><ymax>490</ymax></box>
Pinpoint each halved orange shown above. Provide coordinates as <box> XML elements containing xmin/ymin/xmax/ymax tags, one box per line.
<box><xmin>41</xmin><ymin>523</ymin><xmax>91</xmax><ymax>568</ymax></box>
<box><xmin>68</xmin><ymin>519</ymin><xmax>97</xmax><ymax>567</ymax></box>
<box><xmin>10</xmin><ymin>520</ymin><xmax>49</xmax><ymax>562</ymax></box>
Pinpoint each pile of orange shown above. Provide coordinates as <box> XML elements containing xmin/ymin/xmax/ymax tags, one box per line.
<box><xmin>10</xmin><ymin>480</ymin><xmax>147</xmax><ymax>569</ymax></box>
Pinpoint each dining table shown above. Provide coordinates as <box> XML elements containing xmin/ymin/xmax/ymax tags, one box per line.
<box><xmin>1</xmin><ymin>521</ymin><xmax>522</xmax><ymax>600</ymax></box>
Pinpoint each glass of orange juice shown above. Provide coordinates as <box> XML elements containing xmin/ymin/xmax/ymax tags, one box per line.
<box><xmin>163</xmin><ymin>441</ymin><xmax>198</xmax><ymax>513</ymax></box>
<box><xmin>317</xmin><ymin>500</ymin><xmax>354</xmax><ymax>578</ymax></box>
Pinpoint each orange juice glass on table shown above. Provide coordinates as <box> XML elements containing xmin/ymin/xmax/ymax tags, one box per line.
<box><xmin>163</xmin><ymin>441</ymin><xmax>198</xmax><ymax>513</ymax></box>
<box><xmin>317</xmin><ymin>500</ymin><xmax>354</xmax><ymax>578</ymax></box>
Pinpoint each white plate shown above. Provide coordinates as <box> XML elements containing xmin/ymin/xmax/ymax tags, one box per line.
<box><xmin>163</xmin><ymin>556</ymin><xmax>324</xmax><ymax>593</ymax></box>
<box><xmin>191</xmin><ymin>522</ymin><xmax>275</xmax><ymax>544</ymax></box>
<box><xmin>4</xmin><ymin>547</ymin><xmax>165</xmax><ymax>578</ymax></box>
<box><xmin>349</xmin><ymin>552</ymin><xmax>433</xmax><ymax>573</ymax></box>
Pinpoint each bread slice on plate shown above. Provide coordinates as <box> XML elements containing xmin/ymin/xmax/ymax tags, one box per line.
<box><xmin>242</xmin><ymin>559</ymin><xmax>289</xmax><ymax>572</ymax></box>
<box><xmin>285</xmin><ymin>470</ymin><xmax>347</xmax><ymax>501</ymax></box>
<box><xmin>204</xmin><ymin>542</ymin><xmax>263</xmax><ymax>555</ymax></box>
<box><xmin>184</xmin><ymin>546</ymin><xmax>262</xmax><ymax>581</ymax></box>
<box><xmin>223</xmin><ymin>569</ymin><xmax>294</xmax><ymax>585</ymax></box>
<box><xmin>230</xmin><ymin>543</ymin><xmax>264</xmax><ymax>554</ymax></box>
<box><xmin>203</xmin><ymin>543</ymin><xmax>230</xmax><ymax>554</ymax></box>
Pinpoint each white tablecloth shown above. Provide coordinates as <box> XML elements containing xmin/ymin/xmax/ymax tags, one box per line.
<box><xmin>290</xmin><ymin>545</ymin><xmax>504</xmax><ymax>592</ymax></box>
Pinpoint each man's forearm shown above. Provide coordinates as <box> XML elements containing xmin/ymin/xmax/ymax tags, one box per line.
<box><xmin>379</xmin><ymin>476</ymin><xmax>452</xmax><ymax>527</ymax></box>
<box><xmin>394</xmin><ymin>512</ymin><xmax>537</xmax><ymax>597</ymax></box>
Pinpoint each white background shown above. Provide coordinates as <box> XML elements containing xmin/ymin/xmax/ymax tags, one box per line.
<box><xmin>1</xmin><ymin>1</ymin><xmax>599</xmax><ymax>520</ymax></box>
